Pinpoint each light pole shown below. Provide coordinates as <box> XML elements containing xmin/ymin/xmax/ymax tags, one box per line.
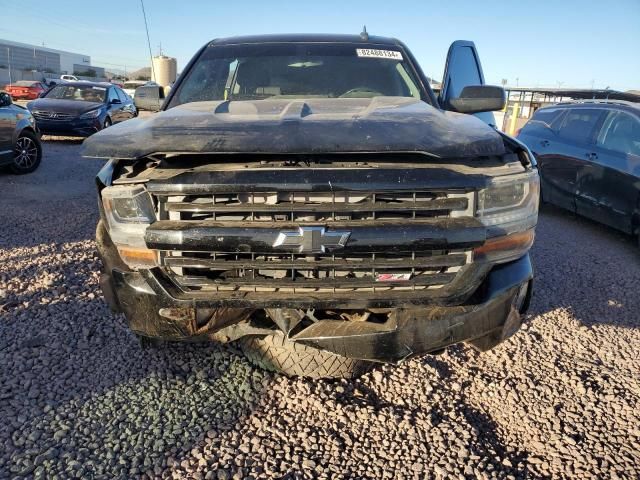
<box><xmin>7</xmin><ymin>47</ymin><xmax>11</xmax><ymax>86</ymax></box>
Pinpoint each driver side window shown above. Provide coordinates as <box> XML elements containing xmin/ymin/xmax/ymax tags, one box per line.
<box><xmin>108</xmin><ymin>88</ymin><xmax>119</xmax><ymax>103</ymax></box>
<box><xmin>116</xmin><ymin>88</ymin><xmax>128</xmax><ymax>103</ymax></box>
<box><xmin>596</xmin><ymin>111</ymin><xmax>640</xmax><ymax>156</ymax></box>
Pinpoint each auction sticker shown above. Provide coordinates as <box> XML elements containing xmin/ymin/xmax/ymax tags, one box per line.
<box><xmin>356</xmin><ymin>48</ymin><xmax>403</xmax><ymax>60</ymax></box>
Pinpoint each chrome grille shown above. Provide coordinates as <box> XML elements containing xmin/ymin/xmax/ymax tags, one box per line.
<box><xmin>160</xmin><ymin>191</ymin><xmax>471</xmax><ymax>223</ymax></box>
<box><xmin>154</xmin><ymin>189</ymin><xmax>475</xmax><ymax>294</ymax></box>
<box><xmin>161</xmin><ymin>250</ymin><xmax>471</xmax><ymax>293</ymax></box>
<box><xmin>32</xmin><ymin>111</ymin><xmax>74</xmax><ymax>121</ymax></box>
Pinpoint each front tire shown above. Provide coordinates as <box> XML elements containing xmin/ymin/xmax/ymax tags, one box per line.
<box><xmin>10</xmin><ymin>131</ymin><xmax>42</xmax><ymax>174</ymax></box>
<box><xmin>239</xmin><ymin>331</ymin><xmax>373</xmax><ymax>379</ymax></box>
<box><xmin>103</xmin><ymin>117</ymin><xmax>112</xmax><ymax>129</ymax></box>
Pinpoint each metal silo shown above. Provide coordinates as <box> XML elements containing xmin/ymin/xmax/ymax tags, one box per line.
<box><xmin>151</xmin><ymin>55</ymin><xmax>177</xmax><ymax>87</ymax></box>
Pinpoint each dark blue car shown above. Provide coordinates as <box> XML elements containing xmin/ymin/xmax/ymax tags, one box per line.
<box><xmin>27</xmin><ymin>81</ymin><xmax>137</xmax><ymax>137</ymax></box>
<box><xmin>517</xmin><ymin>100</ymin><xmax>640</xmax><ymax>244</ymax></box>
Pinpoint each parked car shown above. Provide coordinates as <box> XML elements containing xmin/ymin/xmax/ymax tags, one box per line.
<box><xmin>60</xmin><ymin>74</ymin><xmax>79</xmax><ymax>82</ymax></box>
<box><xmin>3</xmin><ymin>81</ymin><xmax>47</xmax><ymax>100</ymax></box>
<box><xmin>517</xmin><ymin>101</ymin><xmax>640</xmax><ymax>243</ymax></box>
<box><xmin>0</xmin><ymin>91</ymin><xmax>42</xmax><ymax>174</ymax></box>
<box><xmin>122</xmin><ymin>80</ymin><xmax>146</xmax><ymax>98</ymax></box>
<box><xmin>133</xmin><ymin>82</ymin><xmax>166</xmax><ymax>111</ymax></box>
<box><xmin>27</xmin><ymin>81</ymin><xmax>137</xmax><ymax>137</ymax></box>
<box><xmin>82</xmin><ymin>34</ymin><xmax>538</xmax><ymax>379</ymax></box>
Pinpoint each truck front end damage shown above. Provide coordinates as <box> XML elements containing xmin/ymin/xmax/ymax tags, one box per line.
<box><xmin>82</xmin><ymin>35</ymin><xmax>539</xmax><ymax>377</ymax></box>
<box><xmin>94</xmin><ymin>150</ymin><xmax>537</xmax><ymax>364</ymax></box>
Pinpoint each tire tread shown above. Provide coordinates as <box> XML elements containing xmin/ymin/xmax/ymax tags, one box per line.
<box><xmin>239</xmin><ymin>332</ymin><xmax>373</xmax><ymax>379</ymax></box>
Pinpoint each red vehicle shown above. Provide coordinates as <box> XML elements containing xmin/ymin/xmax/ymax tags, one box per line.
<box><xmin>4</xmin><ymin>81</ymin><xmax>47</xmax><ymax>100</ymax></box>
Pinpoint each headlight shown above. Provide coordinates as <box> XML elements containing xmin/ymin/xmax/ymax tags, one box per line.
<box><xmin>80</xmin><ymin>108</ymin><xmax>102</xmax><ymax>119</ymax></box>
<box><xmin>477</xmin><ymin>171</ymin><xmax>539</xmax><ymax>232</ymax></box>
<box><xmin>101</xmin><ymin>185</ymin><xmax>157</xmax><ymax>268</ymax></box>
<box><xmin>475</xmin><ymin>170</ymin><xmax>539</xmax><ymax>263</ymax></box>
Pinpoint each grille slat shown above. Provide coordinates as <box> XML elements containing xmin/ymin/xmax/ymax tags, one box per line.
<box><xmin>173</xmin><ymin>272</ymin><xmax>457</xmax><ymax>289</ymax></box>
<box><xmin>164</xmin><ymin>253</ymin><xmax>467</xmax><ymax>270</ymax></box>
<box><xmin>164</xmin><ymin>197</ymin><xmax>468</xmax><ymax>214</ymax></box>
<box><xmin>160</xmin><ymin>191</ymin><xmax>471</xmax><ymax>223</ymax></box>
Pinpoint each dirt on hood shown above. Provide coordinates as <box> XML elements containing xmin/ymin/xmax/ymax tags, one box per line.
<box><xmin>81</xmin><ymin>96</ymin><xmax>506</xmax><ymax>160</ymax></box>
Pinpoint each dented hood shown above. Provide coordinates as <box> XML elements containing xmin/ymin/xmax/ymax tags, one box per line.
<box><xmin>81</xmin><ymin>97</ymin><xmax>505</xmax><ymax>159</ymax></box>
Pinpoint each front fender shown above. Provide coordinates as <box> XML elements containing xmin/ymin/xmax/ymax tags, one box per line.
<box><xmin>13</xmin><ymin>113</ymin><xmax>37</xmax><ymax>143</ymax></box>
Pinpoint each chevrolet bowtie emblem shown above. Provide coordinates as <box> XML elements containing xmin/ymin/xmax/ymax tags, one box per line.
<box><xmin>273</xmin><ymin>226</ymin><xmax>351</xmax><ymax>253</ymax></box>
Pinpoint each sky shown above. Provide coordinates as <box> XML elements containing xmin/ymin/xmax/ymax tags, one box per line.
<box><xmin>2</xmin><ymin>0</ymin><xmax>639</xmax><ymax>91</ymax></box>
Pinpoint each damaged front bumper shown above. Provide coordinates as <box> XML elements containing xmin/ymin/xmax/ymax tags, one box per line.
<box><xmin>99</xmin><ymin>232</ymin><xmax>533</xmax><ymax>363</ymax></box>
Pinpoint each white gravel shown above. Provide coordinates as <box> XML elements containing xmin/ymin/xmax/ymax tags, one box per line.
<box><xmin>1</xmin><ymin>139</ymin><xmax>639</xmax><ymax>479</ymax></box>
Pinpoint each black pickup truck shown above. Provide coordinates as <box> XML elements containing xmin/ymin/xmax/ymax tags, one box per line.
<box><xmin>82</xmin><ymin>34</ymin><xmax>539</xmax><ymax>378</ymax></box>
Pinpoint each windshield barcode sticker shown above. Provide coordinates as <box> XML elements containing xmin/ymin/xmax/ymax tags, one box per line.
<box><xmin>356</xmin><ymin>49</ymin><xmax>403</xmax><ymax>60</ymax></box>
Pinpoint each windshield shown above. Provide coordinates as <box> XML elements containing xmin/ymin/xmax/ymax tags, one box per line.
<box><xmin>170</xmin><ymin>43</ymin><xmax>424</xmax><ymax>107</ymax></box>
<box><xmin>44</xmin><ymin>84</ymin><xmax>107</xmax><ymax>103</ymax></box>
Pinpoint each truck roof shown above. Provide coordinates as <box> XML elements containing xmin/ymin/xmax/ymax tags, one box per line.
<box><xmin>208</xmin><ymin>33</ymin><xmax>402</xmax><ymax>47</ymax></box>
<box><xmin>541</xmin><ymin>99</ymin><xmax>640</xmax><ymax>112</ymax></box>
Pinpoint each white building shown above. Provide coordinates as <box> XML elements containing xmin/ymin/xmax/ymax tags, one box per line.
<box><xmin>0</xmin><ymin>38</ymin><xmax>103</xmax><ymax>76</ymax></box>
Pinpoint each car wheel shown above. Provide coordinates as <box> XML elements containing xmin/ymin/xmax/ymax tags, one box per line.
<box><xmin>239</xmin><ymin>331</ymin><xmax>374</xmax><ymax>379</ymax></box>
<box><xmin>10</xmin><ymin>131</ymin><xmax>42</xmax><ymax>175</ymax></box>
<box><xmin>103</xmin><ymin>117</ymin><xmax>112</xmax><ymax>129</ymax></box>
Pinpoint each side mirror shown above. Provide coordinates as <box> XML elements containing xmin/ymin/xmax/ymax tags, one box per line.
<box><xmin>110</xmin><ymin>98</ymin><xmax>122</xmax><ymax>104</ymax></box>
<box><xmin>0</xmin><ymin>92</ymin><xmax>12</xmax><ymax>107</ymax></box>
<box><xmin>447</xmin><ymin>85</ymin><xmax>506</xmax><ymax>114</ymax></box>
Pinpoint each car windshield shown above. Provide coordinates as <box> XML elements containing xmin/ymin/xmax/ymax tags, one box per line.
<box><xmin>44</xmin><ymin>84</ymin><xmax>107</xmax><ymax>103</ymax></box>
<box><xmin>170</xmin><ymin>43</ymin><xmax>424</xmax><ymax>107</ymax></box>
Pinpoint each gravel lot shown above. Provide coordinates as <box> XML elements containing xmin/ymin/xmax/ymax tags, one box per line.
<box><xmin>1</xmin><ymin>137</ymin><xmax>639</xmax><ymax>479</ymax></box>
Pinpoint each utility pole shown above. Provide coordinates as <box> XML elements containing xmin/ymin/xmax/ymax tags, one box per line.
<box><xmin>140</xmin><ymin>0</ymin><xmax>156</xmax><ymax>82</ymax></box>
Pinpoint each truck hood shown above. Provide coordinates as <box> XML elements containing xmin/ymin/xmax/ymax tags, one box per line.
<box><xmin>81</xmin><ymin>97</ymin><xmax>506</xmax><ymax>159</ymax></box>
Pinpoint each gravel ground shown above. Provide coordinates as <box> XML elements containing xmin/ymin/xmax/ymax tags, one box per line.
<box><xmin>1</xmin><ymin>138</ymin><xmax>639</xmax><ymax>479</ymax></box>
